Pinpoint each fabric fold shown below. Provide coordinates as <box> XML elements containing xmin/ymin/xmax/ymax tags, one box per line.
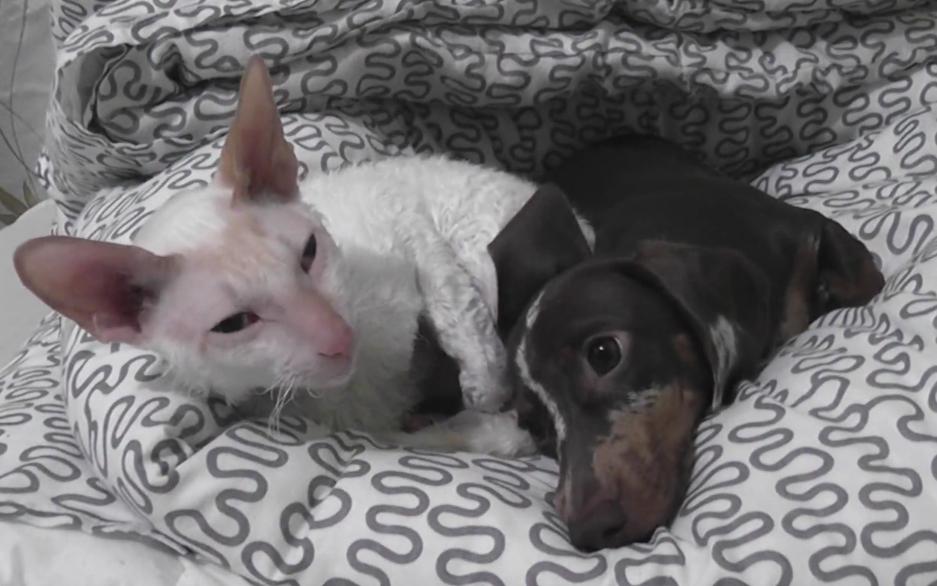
<box><xmin>1</xmin><ymin>0</ymin><xmax>936</xmax><ymax>583</ymax></box>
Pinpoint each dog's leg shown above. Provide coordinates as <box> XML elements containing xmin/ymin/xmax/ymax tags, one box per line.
<box><xmin>382</xmin><ymin>410</ymin><xmax>538</xmax><ymax>457</ymax></box>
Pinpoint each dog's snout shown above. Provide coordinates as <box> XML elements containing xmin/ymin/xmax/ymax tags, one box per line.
<box><xmin>563</xmin><ymin>489</ymin><xmax>668</xmax><ymax>551</ymax></box>
<box><xmin>565</xmin><ymin>496</ymin><xmax>629</xmax><ymax>552</ymax></box>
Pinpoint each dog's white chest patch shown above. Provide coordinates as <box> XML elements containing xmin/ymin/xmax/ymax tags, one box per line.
<box><xmin>515</xmin><ymin>292</ymin><xmax>568</xmax><ymax>449</ymax></box>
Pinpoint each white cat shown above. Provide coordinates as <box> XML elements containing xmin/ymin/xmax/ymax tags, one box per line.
<box><xmin>14</xmin><ymin>57</ymin><xmax>549</xmax><ymax>456</ymax></box>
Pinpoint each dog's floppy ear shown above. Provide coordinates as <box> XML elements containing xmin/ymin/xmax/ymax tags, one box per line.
<box><xmin>488</xmin><ymin>184</ymin><xmax>591</xmax><ymax>337</ymax></box>
<box><xmin>624</xmin><ymin>241</ymin><xmax>773</xmax><ymax>408</ymax></box>
<box><xmin>815</xmin><ymin>219</ymin><xmax>884</xmax><ymax>313</ymax></box>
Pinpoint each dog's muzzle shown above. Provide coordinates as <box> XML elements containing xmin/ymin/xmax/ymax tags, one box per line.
<box><xmin>552</xmin><ymin>384</ymin><xmax>705</xmax><ymax>551</ymax></box>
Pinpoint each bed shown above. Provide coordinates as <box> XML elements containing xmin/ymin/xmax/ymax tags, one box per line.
<box><xmin>2</xmin><ymin>0</ymin><xmax>937</xmax><ymax>584</ymax></box>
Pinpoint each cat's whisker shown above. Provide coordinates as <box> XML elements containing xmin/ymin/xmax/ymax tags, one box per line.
<box><xmin>263</xmin><ymin>373</ymin><xmax>290</xmax><ymax>433</ymax></box>
<box><xmin>265</xmin><ymin>370</ymin><xmax>304</xmax><ymax>434</ymax></box>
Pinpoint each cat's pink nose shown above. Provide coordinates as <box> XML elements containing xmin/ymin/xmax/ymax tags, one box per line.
<box><xmin>318</xmin><ymin>321</ymin><xmax>353</xmax><ymax>359</ymax></box>
<box><xmin>288</xmin><ymin>289</ymin><xmax>355</xmax><ymax>360</ymax></box>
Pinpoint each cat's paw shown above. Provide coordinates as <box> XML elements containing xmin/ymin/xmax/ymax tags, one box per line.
<box><xmin>445</xmin><ymin>409</ymin><xmax>537</xmax><ymax>457</ymax></box>
<box><xmin>459</xmin><ymin>368</ymin><xmax>511</xmax><ymax>413</ymax></box>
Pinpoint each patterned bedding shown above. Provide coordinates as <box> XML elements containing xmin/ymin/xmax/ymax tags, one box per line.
<box><xmin>3</xmin><ymin>0</ymin><xmax>937</xmax><ymax>584</ymax></box>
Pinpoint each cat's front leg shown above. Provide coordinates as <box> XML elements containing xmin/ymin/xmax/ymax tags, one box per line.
<box><xmin>408</xmin><ymin>232</ymin><xmax>510</xmax><ymax>413</ymax></box>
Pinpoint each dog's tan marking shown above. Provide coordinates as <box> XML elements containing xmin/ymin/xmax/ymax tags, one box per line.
<box><xmin>672</xmin><ymin>333</ymin><xmax>703</xmax><ymax>372</ymax></box>
<box><xmin>582</xmin><ymin>384</ymin><xmax>704</xmax><ymax>541</ymax></box>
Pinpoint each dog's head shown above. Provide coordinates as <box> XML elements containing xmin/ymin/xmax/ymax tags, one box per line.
<box><xmin>489</xmin><ymin>184</ymin><xmax>883</xmax><ymax>551</ymax></box>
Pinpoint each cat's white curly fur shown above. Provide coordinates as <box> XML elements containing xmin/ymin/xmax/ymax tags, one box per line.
<box><xmin>131</xmin><ymin>154</ymin><xmax>537</xmax><ymax>436</ymax></box>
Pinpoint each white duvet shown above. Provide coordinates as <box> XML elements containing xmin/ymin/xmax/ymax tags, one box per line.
<box><xmin>2</xmin><ymin>0</ymin><xmax>937</xmax><ymax>584</ymax></box>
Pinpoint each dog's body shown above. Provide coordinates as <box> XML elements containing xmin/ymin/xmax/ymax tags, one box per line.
<box><xmin>489</xmin><ymin>136</ymin><xmax>884</xmax><ymax>550</ymax></box>
<box><xmin>548</xmin><ymin>137</ymin><xmax>882</xmax><ymax>348</ymax></box>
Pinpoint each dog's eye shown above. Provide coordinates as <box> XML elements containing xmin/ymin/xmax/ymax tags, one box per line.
<box><xmin>300</xmin><ymin>234</ymin><xmax>317</xmax><ymax>272</ymax></box>
<box><xmin>211</xmin><ymin>311</ymin><xmax>259</xmax><ymax>334</ymax></box>
<box><xmin>585</xmin><ymin>335</ymin><xmax>622</xmax><ymax>375</ymax></box>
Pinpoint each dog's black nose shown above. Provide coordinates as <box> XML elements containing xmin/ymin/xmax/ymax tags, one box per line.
<box><xmin>566</xmin><ymin>503</ymin><xmax>630</xmax><ymax>552</ymax></box>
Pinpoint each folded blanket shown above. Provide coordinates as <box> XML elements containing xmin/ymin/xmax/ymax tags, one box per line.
<box><xmin>3</xmin><ymin>0</ymin><xmax>937</xmax><ymax>583</ymax></box>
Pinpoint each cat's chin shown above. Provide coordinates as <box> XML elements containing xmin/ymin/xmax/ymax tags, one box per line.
<box><xmin>292</xmin><ymin>353</ymin><xmax>357</xmax><ymax>393</ymax></box>
<box><xmin>311</xmin><ymin>368</ymin><xmax>354</xmax><ymax>391</ymax></box>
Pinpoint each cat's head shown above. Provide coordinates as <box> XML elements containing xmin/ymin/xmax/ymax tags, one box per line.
<box><xmin>14</xmin><ymin>57</ymin><xmax>356</xmax><ymax>403</ymax></box>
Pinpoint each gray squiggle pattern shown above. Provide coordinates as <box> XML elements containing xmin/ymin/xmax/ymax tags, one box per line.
<box><xmin>2</xmin><ymin>0</ymin><xmax>937</xmax><ymax>583</ymax></box>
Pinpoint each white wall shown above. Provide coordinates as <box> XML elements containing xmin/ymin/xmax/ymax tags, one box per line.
<box><xmin>0</xmin><ymin>0</ymin><xmax>54</xmax><ymax>227</ymax></box>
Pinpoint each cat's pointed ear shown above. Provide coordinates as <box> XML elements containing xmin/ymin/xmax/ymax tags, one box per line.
<box><xmin>14</xmin><ymin>236</ymin><xmax>178</xmax><ymax>345</ymax></box>
<box><xmin>217</xmin><ymin>56</ymin><xmax>299</xmax><ymax>203</ymax></box>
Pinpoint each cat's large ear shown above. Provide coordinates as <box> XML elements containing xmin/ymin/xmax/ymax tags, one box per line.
<box><xmin>488</xmin><ymin>184</ymin><xmax>591</xmax><ymax>337</ymax></box>
<box><xmin>14</xmin><ymin>236</ymin><xmax>178</xmax><ymax>345</ymax></box>
<box><xmin>217</xmin><ymin>56</ymin><xmax>299</xmax><ymax>203</ymax></box>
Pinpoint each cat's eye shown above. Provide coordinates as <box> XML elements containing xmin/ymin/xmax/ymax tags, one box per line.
<box><xmin>300</xmin><ymin>234</ymin><xmax>317</xmax><ymax>272</ymax></box>
<box><xmin>584</xmin><ymin>335</ymin><xmax>623</xmax><ymax>376</ymax></box>
<box><xmin>210</xmin><ymin>311</ymin><xmax>260</xmax><ymax>334</ymax></box>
